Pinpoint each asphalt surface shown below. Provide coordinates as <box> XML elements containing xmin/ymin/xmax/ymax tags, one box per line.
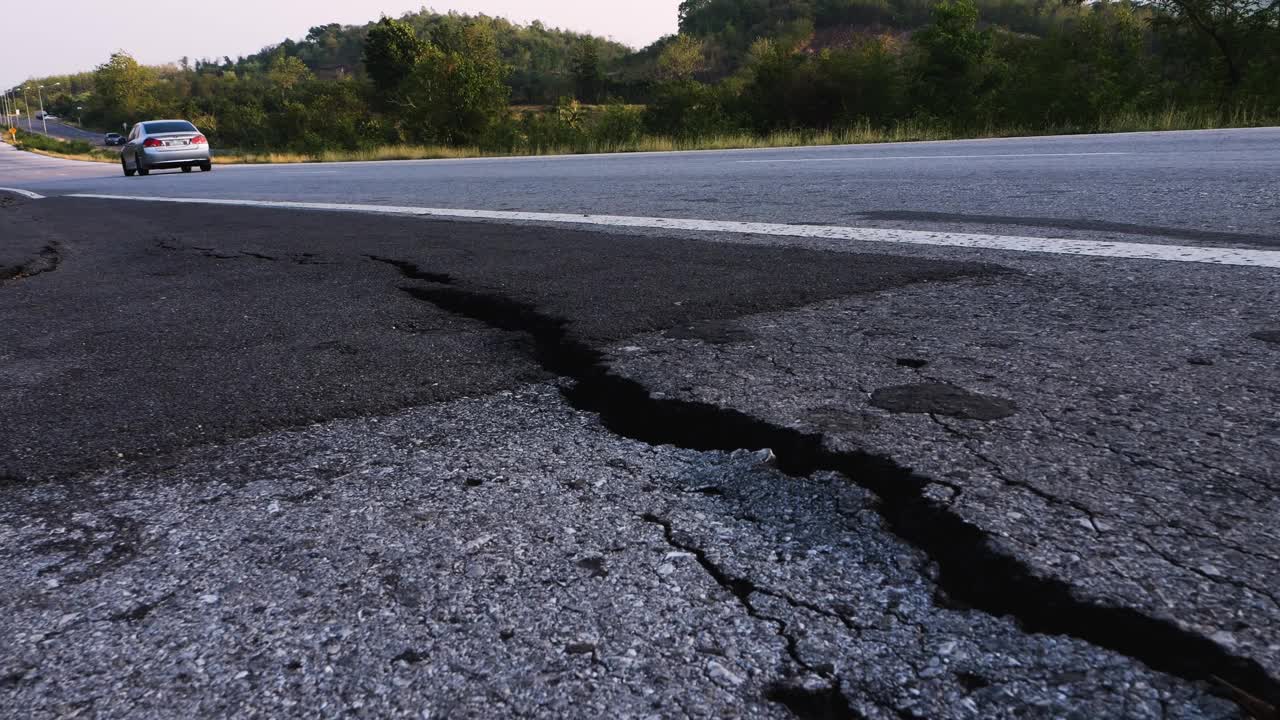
<box><xmin>9</xmin><ymin>117</ymin><xmax>107</xmax><ymax>145</ymax></box>
<box><xmin>1</xmin><ymin>130</ymin><xmax>1278</xmax><ymax>719</ymax></box>
<box><xmin>2</xmin><ymin>127</ymin><xmax>1278</xmax><ymax>245</ymax></box>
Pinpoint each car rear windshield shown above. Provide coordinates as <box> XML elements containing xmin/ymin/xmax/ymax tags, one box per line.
<box><xmin>143</xmin><ymin>121</ymin><xmax>196</xmax><ymax>134</ymax></box>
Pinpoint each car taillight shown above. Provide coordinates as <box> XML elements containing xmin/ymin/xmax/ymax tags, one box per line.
<box><xmin>143</xmin><ymin>137</ymin><xmax>163</xmax><ymax>147</ymax></box>
<box><xmin>191</xmin><ymin>134</ymin><xmax>207</xmax><ymax>145</ymax></box>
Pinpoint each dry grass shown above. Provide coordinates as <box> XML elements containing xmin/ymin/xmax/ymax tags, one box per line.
<box><xmin>212</xmin><ymin>121</ymin><xmax>961</xmax><ymax>164</ymax></box>
<box><xmin>9</xmin><ymin>110</ymin><xmax>1277</xmax><ymax>167</ymax></box>
<box><xmin>212</xmin><ymin>111</ymin><xmax>1276</xmax><ymax>165</ymax></box>
<box><xmin>212</xmin><ymin>144</ymin><xmax>486</xmax><ymax>164</ymax></box>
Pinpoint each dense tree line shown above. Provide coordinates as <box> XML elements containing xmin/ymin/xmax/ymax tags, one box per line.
<box><xmin>6</xmin><ymin>0</ymin><xmax>1277</xmax><ymax>155</ymax></box>
<box><xmin>665</xmin><ymin>0</ymin><xmax>1278</xmax><ymax>130</ymax></box>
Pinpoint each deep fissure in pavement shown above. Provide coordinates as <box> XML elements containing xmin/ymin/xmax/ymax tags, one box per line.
<box><xmin>387</xmin><ymin>270</ymin><xmax>1280</xmax><ymax>715</ymax></box>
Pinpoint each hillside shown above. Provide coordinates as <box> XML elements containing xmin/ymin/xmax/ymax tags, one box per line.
<box><xmin>5</xmin><ymin>0</ymin><xmax>1276</xmax><ymax>159</ymax></box>
<box><xmin>230</xmin><ymin>11</ymin><xmax>635</xmax><ymax>105</ymax></box>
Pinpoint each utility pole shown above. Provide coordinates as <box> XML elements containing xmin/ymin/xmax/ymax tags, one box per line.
<box><xmin>38</xmin><ymin>82</ymin><xmax>60</xmax><ymax>135</ymax></box>
<box><xmin>22</xmin><ymin>86</ymin><xmax>32</xmax><ymax>131</ymax></box>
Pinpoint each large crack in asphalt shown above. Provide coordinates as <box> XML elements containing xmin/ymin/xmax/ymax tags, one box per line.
<box><xmin>377</xmin><ymin>259</ymin><xmax>1280</xmax><ymax>716</ymax></box>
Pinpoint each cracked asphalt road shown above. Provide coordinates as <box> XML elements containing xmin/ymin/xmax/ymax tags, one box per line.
<box><xmin>1</xmin><ymin>181</ymin><xmax>1277</xmax><ymax>720</ymax></box>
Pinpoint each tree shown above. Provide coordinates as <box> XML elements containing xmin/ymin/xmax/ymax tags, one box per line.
<box><xmin>363</xmin><ymin>17</ymin><xmax>426</xmax><ymax>96</ymax></box>
<box><xmin>397</xmin><ymin>23</ymin><xmax>509</xmax><ymax>145</ymax></box>
<box><xmin>91</xmin><ymin>52</ymin><xmax>153</xmax><ymax>128</ymax></box>
<box><xmin>571</xmin><ymin>39</ymin><xmax>603</xmax><ymax>103</ymax></box>
<box><xmin>1150</xmin><ymin>0</ymin><xmax>1279</xmax><ymax>102</ymax></box>
<box><xmin>268</xmin><ymin>55</ymin><xmax>312</xmax><ymax>101</ymax></box>
<box><xmin>911</xmin><ymin>0</ymin><xmax>997</xmax><ymax>126</ymax></box>
<box><xmin>656</xmin><ymin>35</ymin><xmax>706</xmax><ymax>81</ymax></box>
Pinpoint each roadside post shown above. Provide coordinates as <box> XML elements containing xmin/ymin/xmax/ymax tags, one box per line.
<box><xmin>38</xmin><ymin>82</ymin><xmax>60</xmax><ymax>135</ymax></box>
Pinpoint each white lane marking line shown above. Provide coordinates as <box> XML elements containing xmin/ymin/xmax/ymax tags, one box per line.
<box><xmin>66</xmin><ymin>194</ymin><xmax>1280</xmax><ymax>268</ymax></box>
<box><xmin>737</xmin><ymin>152</ymin><xmax>1131</xmax><ymax>163</ymax></box>
<box><xmin>0</xmin><ymin>187</ymin><xmax>45</xmax><ymax>199</ymax></box>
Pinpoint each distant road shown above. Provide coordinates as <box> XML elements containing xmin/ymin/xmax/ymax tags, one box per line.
<box><xmin>0</xmin><ymin>127</ymin><xmax>1278</xmax><ymax>245</ymax></box>
<box><xmin>12</xmin><ymin>116</ymin><xmax>107</xmax><ymax>145</ymax></box>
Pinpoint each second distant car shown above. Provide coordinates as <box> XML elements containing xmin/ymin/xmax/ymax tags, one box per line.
<box><xmin>121</xmin><ymin>119</ymin><xmax>212</xmax><ymax>176</ymax></box>
<box><xmin>104</xmin><ymin>133</ymin><xmax>124</xmax><ymax>146</ymax></box>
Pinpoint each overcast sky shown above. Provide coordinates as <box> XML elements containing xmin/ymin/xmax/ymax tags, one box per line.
<box><xmin>1</xmin><ymin>1</ymin><xmax>680</xmax><ymax>89</ymax></box>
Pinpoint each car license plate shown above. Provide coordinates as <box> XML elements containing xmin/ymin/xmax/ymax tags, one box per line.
<box><xmin>164</xmin><ymin>139</ymin><xmax>188</xmax><ymax>146</ymax></box>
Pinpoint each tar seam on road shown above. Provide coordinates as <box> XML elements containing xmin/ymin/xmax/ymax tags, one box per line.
<box><xmin>66</xmin><ymin>194</ymin><xmax>1280</xmax><ymax>268</ymax></box>
<box><xmin>368</xmin><ymin>256</ymin><xmax>1280</xmax><ymax>717</ymax></box>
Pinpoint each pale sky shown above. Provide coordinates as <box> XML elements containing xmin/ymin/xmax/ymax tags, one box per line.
<box><xmin>1</xmin><ymin>1</ymin><xmax>681</xmax><ymax>89</ymax></box>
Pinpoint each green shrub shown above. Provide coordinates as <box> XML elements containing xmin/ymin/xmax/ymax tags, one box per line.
<box><xmin>13</xmin><ymin>129</ymin><xmax>96</xmax><ymax>155</ymax></box>
<box><xmin>588</xmin><ymin>103</ymin><xmax>645</xmax><ymax>147</ymax></box>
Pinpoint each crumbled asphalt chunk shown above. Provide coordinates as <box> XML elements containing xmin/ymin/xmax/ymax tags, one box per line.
<box><xmin>391</xmin><ymin>650</ymin><xmax>428</xmax><ymax>665</ymax></box>
<box><xmin>869</xmin><ymin>382</ymin><xmax>1019</xmax><ymax>420</ymax></box>
<box><xmin>576</xmin><ymin>557</ymin><xmax>609</xmax><ymax>578</ymax></box>
<box><xmin>765</xmin><ymin>676</ymin><xmax>860</xmax><ymax>720</ymax></box>
<box><xmin>895</xmin><ymin>358</ymin><xmax>930</xmax><ymax>369</ymax></box>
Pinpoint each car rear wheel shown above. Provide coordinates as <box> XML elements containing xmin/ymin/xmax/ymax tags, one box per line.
<box><xmin>122</xmin><ymin>156</ymin><xmax>135</xmax><ymax>177</ymax></box>
<box><xmin>199</xmin><ymin>161</ymin><xmax>212</xmax><ymax>172</ymax></box>
<box><xmin>136</xmin><ymin>155</ymin><xmax>149</xmax><ymax>176</ymax></box>
<box><xmin>181</xmin><ymin>165</ymin><xmax>193</xmax><ymax>173</ymax></box>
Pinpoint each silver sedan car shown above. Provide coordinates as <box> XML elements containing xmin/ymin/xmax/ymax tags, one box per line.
<box><xmin>121</xmin><ymin>119</ymin><xmax>212</xmax><ymax>176</ymax></box>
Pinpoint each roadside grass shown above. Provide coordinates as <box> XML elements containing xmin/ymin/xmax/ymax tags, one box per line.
<box><xmin>7</xmin><ymin>109</ymin><xmax>1277</xmax><ymax>166</ymax></box>
<box><xmin>209</xmin><ymin>109</ymin><xmax>1280</xmax><ymax>165</ymax></box>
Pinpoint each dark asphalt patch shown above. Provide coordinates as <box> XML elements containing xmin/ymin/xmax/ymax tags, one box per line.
<box><xmin>1250</xmin><ymin>330</ymin><xmax>1280</xmax><ymax>345</ymax></box>
<box><xmin>869</xmin><ymin>383</ymin><xmax>1018</xmax><ymax>420</ymax></box>
<box><xmin>859</xmin><ymin>210</ymin><xmax>1280</xmax><ymax>248</ymax></box>
<box><xmin>0</xmin><ymin>243</ymin><xmax>60</xmax><ymax>283</ymax></box>
<box><xmin>0</xmin><ymin>198</ymin><xmax>997</xmax><ymax>481</ymax></box>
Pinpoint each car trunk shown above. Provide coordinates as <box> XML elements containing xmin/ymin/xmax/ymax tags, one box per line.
<box><xmin>151</xmin><ymin>132</ymin><xmax>201</xmax><ymax>150</ymax></box>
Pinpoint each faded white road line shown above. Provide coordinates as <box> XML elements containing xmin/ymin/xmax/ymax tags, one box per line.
<box><xmin>66</xmin><ymin>193</ymin><xmax>1280</xmax><ymax>269</ymax></box>
<box><xmin>0</xmin><ymin>187</ymin><xmax>45</xmax><ymax>199</ymax></box>
<box><xmin>736</xmin><ymin>152</ymin><xmax>1131</xmax><ymax>163</ymax></box>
